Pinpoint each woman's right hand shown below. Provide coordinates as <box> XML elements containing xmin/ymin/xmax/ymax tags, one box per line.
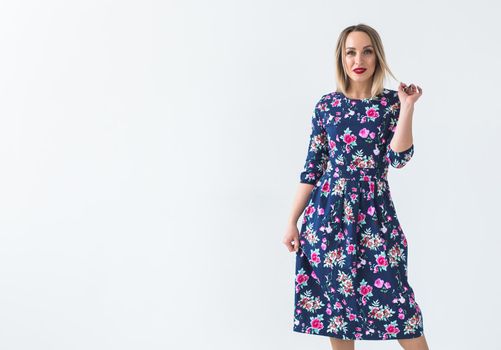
<box><xmin>282</xmin><ymin>222</ymin><xmax>301</xmax><ymax>253</ymax></box>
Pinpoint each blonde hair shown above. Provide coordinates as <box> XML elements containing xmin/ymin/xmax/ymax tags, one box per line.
<box><xmin>334</xmin><ymin>23</ymin><xmax>398</xmax><ymax>99</ymax></box>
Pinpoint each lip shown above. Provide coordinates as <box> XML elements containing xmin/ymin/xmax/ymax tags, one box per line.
<box><xmin>353</xmin><ymin>68</ymin><xmax>366</xmax><ymax>74</ymax></box>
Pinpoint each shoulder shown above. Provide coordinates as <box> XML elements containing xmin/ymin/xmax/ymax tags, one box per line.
<box><xmin>315</xmin><ymin>91</ymin><xmax>342</xmax><ymax>108</ymax></box>
<box><xmin>318</xmin><ymin>91</ymin><xmax>336</xmax><ymax>102</ymax></box>
<box><xmin>382</xmin><ymin>87</ymin><xmax>397</xmax><ymax>98</ymax></box>
<box><xmin>312</xmin><ymin>92</ymin><xmax>336</xmax><ymax>111</ymax></box>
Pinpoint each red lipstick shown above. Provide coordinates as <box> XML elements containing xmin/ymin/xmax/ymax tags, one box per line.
<box><xmin>353</xmin><ymin>68</ymin><xmax>366</xmax><ymax>74</ymax></box>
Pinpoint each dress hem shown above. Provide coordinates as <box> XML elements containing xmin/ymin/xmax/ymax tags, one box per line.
<box><xmin>292</xmin><ymin>327</ymin><xmax>425</xmax><ymax>341</ymax></box>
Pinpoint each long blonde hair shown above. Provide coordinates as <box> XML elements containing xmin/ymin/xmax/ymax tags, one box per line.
<box><xmin>334</xmin><ymin>24</ymin><xmax>399</xmax><ymax>99</ymax></box>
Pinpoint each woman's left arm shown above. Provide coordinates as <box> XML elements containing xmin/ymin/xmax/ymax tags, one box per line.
<box><xmin>389</xmin><ymin>102</ymin><xmax>414</xmax><ymax>153</ymax></box>
<box><xmin>385</xmin><ymin>82</ymin><xmax>422</xmax><ymax>168</ymax></box>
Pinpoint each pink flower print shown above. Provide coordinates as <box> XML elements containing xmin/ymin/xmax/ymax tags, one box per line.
<box><xmin>369</xmin><ymin>132</ymin><xmax>376</xmax><ymax>139</ymax></box>
<box><xmin>359</xmin><ymin>285</ymin><xmax>373</xmax><ymax>296</ymax></box>
<box><xmin>326</xmin><ymin>308</ymin><xmax>332</xmax><ymax>315</ymax></box>
<box><xmin>381</xmin><ymin>99</ymin><xmax>387</xmax><ymax>106</ymax></box>
<box><xmin>310</xmin><ymin>252</ymin><xmax>321</xmax><ymax>264</ymax></box>
<box><xmin>331</xmin><ymin>98</ymin><xmax>341</xmax><ymax>107</ymax></box>
<box><xmin>347</xmin><ymin>244</ymin><xmax>355</xmax><ymax>254</ymax></box>
<box><xmin>318</xmin><ymin>207</ymin><xmax>325</xmax><ymax>215</ymax></box>
<box><xmin>311</xmin><ymin>271</ymin><xmax>318</xmax><ymax>280</ymax></box>
<box><xmin>343</xmin><ymin>134</ymin><xmax>357</xmax><ymax>144</ymax></box>
<box><xmin>385</xmin><ymin>324</ymin><xmax>400</xmax><ymax>335</ymax></box>
<box><xmin>296</xmin><ymin>273</ymin><xmax>309</xmax><ymax>284</ymax></box>
<box><xmin>367</xmin><ymin>206</ymin><xmax>375</xmax><ymax>216</ymax></box>
<box><xmin>374</xmin><ymin>278</ymin><xmax>384</xmax><ymax>288</ymax></box>
<box><xmin>402</xmin><ymin>237</ymin><xmax>408</xmax><ymax>247</ymax></box>
<box><xmin>357</xmin><ymin>212</ymin><xmax>366</xmax><ymax>224</ymax></box>
<box><xmin>384</xmin><ymin>282</ymin><xmax>392</xmax><ymax>289</ymax></box>
<box><xmin>376</xmin><ymin>255</ymin><xmax>388</xmax><ymax>267</ymax></box>
<box><xmin>398</xmin><ymin>313</ymin><xmax>405</xmax><ymax>319</ymax></box>
<box><xmin>321</xmin><ymin>242</ymin><xmax>327</xmax><ymax>250</ymax></box>
<box><xmin>311</xmin><ymin>318</ymin><xmax>324</xmax><ymax>330</ymax></box>
<box><xmin>348</xmin><ymin>313</ymin><xmax>356</xmax><ymax>321</ymax></box>
<box><xmin>305</xmin><ymin>205</ymin><xmax>316</xmax><ymax>216</ymax></box>
<box><xmin>359</xmin><ymin>128</ymin><xmax>370</xmax><ymax>138</ymax></box>
<box><xmin>366</xmin><ymin>108</ymin><xmax>379</xmax><ymax>119</ymax></box>
<box><xmin>321</xmin><ymin>181</ymin><xmax>330</xmax><ymax>194</ymax></box>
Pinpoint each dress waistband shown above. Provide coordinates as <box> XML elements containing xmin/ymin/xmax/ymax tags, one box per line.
<box><xmin>325</xmin><ymin>160</ymin><xmax>388</xmax><ymax>182</ymax></box>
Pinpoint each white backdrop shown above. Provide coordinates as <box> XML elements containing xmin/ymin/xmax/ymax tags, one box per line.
<box><xmin>0</xmin><ymin>0</ymin><xmax>499</xmax><ymax>349</ymax></box>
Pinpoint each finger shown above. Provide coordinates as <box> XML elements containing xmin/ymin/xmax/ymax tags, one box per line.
<box><xmin>293</xmin><ymin>237</ymin><xmax>300</xmax><ymax>252</ymax></box>
<box><xmin>284</xmin><ymin>240</ymin><xmax>294</xmax><ymax>252</ymax></box>
<box><xmin>408</xmin><ymin>84</ymin><xmax>417</xmax><ymax>94</ymax></box>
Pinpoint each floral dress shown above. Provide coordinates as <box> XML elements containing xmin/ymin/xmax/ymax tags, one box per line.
<box><xmin>292</xmin><ymin>88</ymin><xmax>425</xmax><ymax>340</ymax></box>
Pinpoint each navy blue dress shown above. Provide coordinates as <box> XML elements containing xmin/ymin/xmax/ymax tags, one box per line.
<box><xmin>292</xmin><ymin>88</ymin><xmax>425</xmax><ymax>340</ymax></box>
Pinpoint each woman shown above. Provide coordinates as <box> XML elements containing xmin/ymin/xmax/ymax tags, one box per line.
<box><xmin>282</xmin><ymin>24</ymin><xmax>430</xmax><ymax>350</ymax></box>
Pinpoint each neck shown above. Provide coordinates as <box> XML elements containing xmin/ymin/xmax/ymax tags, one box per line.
<box><xmin>346</xmin><ymin>81</ymin><xmax>372</xmax><ymax>99</ymax></box>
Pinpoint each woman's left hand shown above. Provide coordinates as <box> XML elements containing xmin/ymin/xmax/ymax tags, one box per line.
<box><xmin>398</xmin><ymin>82</ymin><xmax>422</xmax><ymax>106</ymax></box>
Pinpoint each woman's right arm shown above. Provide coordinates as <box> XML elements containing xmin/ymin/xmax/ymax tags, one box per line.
<box><xmin>283</xmin><ymin>95</ymin><xmax>329</xmax><ymax>253</ymax></box>
<box><xmin>282</xmin><ymin>183</ymin><xmax>314</xmax><ymax>252</ymax></box>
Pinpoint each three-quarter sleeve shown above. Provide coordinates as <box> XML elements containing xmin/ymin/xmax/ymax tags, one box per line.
<box><xmin>299</xmin><ymin>98</ymin><xmax>329</xmax><ymax>184</ymax></box>
<box><xmin>384</xmin><ymin>96</ymin><xmax>414</xmax><ymax>169</ymax></box>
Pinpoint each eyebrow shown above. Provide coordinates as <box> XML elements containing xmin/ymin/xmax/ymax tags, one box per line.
<box><xmin>346</xmin><ymin>45</ymin><xmax>373</xmax><ymax>50</ymax></box>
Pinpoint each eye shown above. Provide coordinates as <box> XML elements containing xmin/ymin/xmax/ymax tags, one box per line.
<box><xmin>346</xmin><ymin>49</ymin><xmax>373</xmax><ymax>55</ymax></box>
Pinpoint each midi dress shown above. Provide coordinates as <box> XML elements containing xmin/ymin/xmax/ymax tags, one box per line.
<box><xmin>292</xmin><ymin>88</ymin><xmax>425</xmax><ymax>340</ymax></box>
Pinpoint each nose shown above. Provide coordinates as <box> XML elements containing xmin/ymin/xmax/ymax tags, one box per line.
<box><xmin>355</xmin><ymin>53</ymin><xmax>364</xmax><ymax>64</ymax></box>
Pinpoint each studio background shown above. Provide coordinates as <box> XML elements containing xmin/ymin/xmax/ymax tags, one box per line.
<box><xmin>0</xmin><ymin>1</ymin><xmax>499</xmax><ymax>349</ymax></box>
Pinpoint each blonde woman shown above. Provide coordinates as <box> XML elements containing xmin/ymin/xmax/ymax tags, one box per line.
<box><xmin>283</xmin><ymin>24</ymin><xmax>430</xmax><ymax>350</ymax></box>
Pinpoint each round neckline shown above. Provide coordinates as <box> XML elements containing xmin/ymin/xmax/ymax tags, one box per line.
<box><xmin>336</xmin><ymin>91</ymin><xmax>384</xmax><ymax>101</ymax></box>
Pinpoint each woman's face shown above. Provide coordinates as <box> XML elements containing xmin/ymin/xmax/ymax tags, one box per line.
<box><xmin>343</xmin><ymin>31</ymin><xmax>377</xmax><ymax>84</ymax></box>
